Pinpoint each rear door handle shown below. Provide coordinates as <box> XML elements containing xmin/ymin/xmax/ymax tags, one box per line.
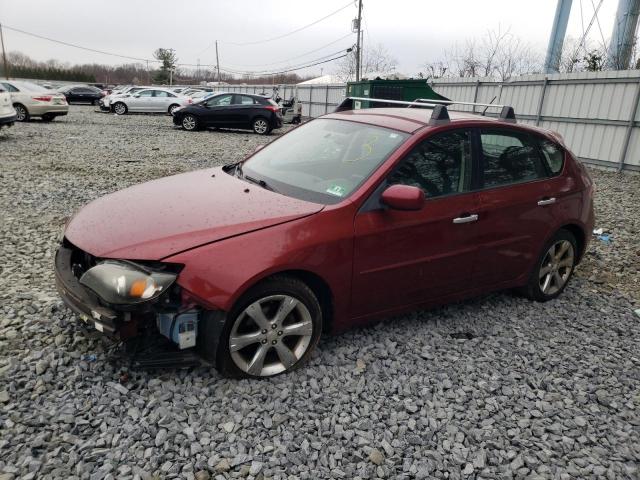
<box><xmin>537</xmin><ymin>197</ymin><xmax>556</xmax><ymax>206</ymax></box>
<box><xmin>453</xmin><ymin>214</ymin><xmax>479</xmax><ymax>224</ymax></box>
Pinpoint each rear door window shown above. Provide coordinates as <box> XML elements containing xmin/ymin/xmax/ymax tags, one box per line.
<box><xmin>479</xmin><ymin>129</ymin><xmax>546</xmax><ymax>188</ymax></box>
<box><xmin>238</xmin><ymin>95</ymin><xmax>256</xmax><ymax>105</ymax></box>
<box><xmin>153</xmin><ymin>90</ymin><xmax>170</xmax><ymax>97</ymax></box>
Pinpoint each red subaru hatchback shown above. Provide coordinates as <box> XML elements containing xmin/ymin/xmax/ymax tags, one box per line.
<box><xmin>55</xmin><ymin>100</ymin><xmax>594</xmax><ymax>377</ymax></box>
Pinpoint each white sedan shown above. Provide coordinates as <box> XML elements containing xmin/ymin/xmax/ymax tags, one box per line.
<box><xmin>111</xmin><ymin>88</ymin><xmax>191</xmax><ymax>115</ymax></box>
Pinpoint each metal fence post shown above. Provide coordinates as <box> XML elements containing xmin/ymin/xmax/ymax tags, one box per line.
<box><xmin>618</xmin><ymin>76</ymin><xmax>640</xmax><ymax>172</ymax></box>
<box><xmin>309</xmin><ymin>84</ymin><xmax>313</xmax><ymax>118</ymax></box>
<box><xmin>535</xmin><ymin>77</ymin><xmax>549</xmax><ymax>126</ymax></box>
<box><xmin>472</xmin><ymin>80</ymin><xmax>480</xmax><ymax>113</ymax></box>
<box><xmin>325</xmin><ymin>85</ymin><xmax>330</xmax><ymax>114</ymax></box>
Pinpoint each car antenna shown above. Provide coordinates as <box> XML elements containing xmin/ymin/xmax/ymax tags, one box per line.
<box><xmin>482</xmin><ymin>96</ymin><xmax>497</xmax><ymax>116</ymax></box>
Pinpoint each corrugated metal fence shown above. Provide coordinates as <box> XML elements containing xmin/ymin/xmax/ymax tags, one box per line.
<box><xmin>231</xmin><ymin>71</ymin><xmax>640</xmax><ymax>172</ymax></box>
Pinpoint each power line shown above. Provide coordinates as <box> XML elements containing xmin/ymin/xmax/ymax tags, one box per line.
<box><xmin>3</xmin><ymin>24</ymin><xmax>158</xmax><ymax>64</ymax></box>
<box><xmin>220</xmin><ymin>51</ymin><xmax>350</xmax><ymax>76</ymax></box>
<box><xmin>223</xmin><ymin>32</ymin><xmax>355</xmax><ymax>68</ymax></box>
<box><xmin>221</xmin><ymin>1</ymin><xmax>353</xmax><ymax>47</ymax></box>
<box><xmin>3</xmin><ymin>22</ymin><xmax>349</xmax><ymax>78</ymax></box>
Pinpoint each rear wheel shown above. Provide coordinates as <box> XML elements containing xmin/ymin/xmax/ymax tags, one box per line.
<box><xmin>252</xmin><ymin>117</ymin><xmax>270</xmax><ymax>135</ymax></box>
<box><xmin>168</xmin><ymin>104</ymin><xmax>180</xmax><ymax>115</ymax></box>
<box><xmin>522</xmin><ymin>229</ymin><xmax>577</xmax><ymax>301</ymax></box>
<box><xmin>14</xmin><ymin>104</ymin><xmax>29</xmax><ymax>122</ymax></box>
<box><xmin>182</xmin><ymin>114</ymin><xmax>198</xmax><ymax>131</ymax></box>
<box><xmin>113</xmin><ymin>102</ymin><xmax>127</xmax><ymax>115</ymax></box>
<box><xmin>93</xmin><ymin>99</ymin><xmax>100</xmax><ymax>106</ymax></box>
<box><xmin>211</xmin><ymin>276</ymin><xmax>322</xmax><ymax>378</ymax></box>
<box><xmin>41</xmin><ymin>113</ymin><xmax>56</xmax><ymax>122</ymax></box>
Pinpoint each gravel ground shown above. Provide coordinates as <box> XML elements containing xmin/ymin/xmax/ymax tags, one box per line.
<box><xmin>1</xmin><ymin>106</ymin><xmax>639</xmax><ymax>480</ymax></box>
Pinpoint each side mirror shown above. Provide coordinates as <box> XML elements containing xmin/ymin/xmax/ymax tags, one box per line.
<box><xmin>381</xmin><ymin>185</ymin><xmax>425</xmax><ymax>211</ymax></box>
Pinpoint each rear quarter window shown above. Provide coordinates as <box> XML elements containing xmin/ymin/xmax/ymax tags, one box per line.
<box><xmin>538</xmin><ymin>139</ymin><xmax>565</xmax><ymax>175</ymax></box>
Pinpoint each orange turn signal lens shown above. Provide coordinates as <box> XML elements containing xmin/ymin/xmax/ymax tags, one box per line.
<box><xmin>129</xmin><ymin>279</ymin><xmax>148</xmax><ymax>298</ymax></box>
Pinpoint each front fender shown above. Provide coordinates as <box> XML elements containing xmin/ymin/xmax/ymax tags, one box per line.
<box><xmin>164</xmin><ymin>206</ymin><xmax>355</xmax><ymax>327</ymax></box>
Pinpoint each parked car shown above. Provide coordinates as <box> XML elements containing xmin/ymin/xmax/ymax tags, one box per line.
<box><xmin>0</xmin><ymin>85</ymin><xmax>17</xmax><ymax>129</ymax></box>
<box><xmin>111</xmin><ymin>88</ymin><xmax>191</xmax><ymax>115</ymax></box>
<box><xmin>54</xmin><ymin>100</ymin><xmax>594</xmax><ymax>378</ymax></box>
<box><xmin>57</xmin><ymin>85</ymin><xmax>105</xmax><ymax>105</ymax></box>
<box><xmin>173</xmin><ymin>92</ymin><xmax>283</xmax><ymax>134</ymax></box>
<box><xmin>0</xmin><ymin>80</ymin><xmax>68</xmax><ymax>122</ymax></box>
<box><xmin>99</xmin><ymin>86</ymin><xmax>148</xmax><ymax>111</ymax></box>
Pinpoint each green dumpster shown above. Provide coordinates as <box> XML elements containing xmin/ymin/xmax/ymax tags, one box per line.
<box><xmin>346</xmin><ymin>79</ymin><xmax>449</xmax><ymax>109</ymax></box>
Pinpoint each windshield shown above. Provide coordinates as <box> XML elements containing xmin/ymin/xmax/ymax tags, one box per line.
<box><xmin>242</xmin><ymin>118</ymin><xmax>409</xmax><ymax>204</ymax></box>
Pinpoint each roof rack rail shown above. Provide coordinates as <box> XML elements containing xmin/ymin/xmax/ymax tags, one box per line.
<box><xmin>334</xmin><ymin>96</ymin><xmax>517</xmax><ymax>125</ymax></box>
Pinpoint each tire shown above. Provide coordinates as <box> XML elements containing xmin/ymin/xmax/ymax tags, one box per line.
<box><xmin>41</xmin><ymin>113</ymin><xmax>55</xmax><ymax>122</ymax></box>
<box><xmin>521</xmin><ymin>229</ymin><xmax>577</xmax><ymax>302</ymax></box>
<box><xmin>93</xmin><ymin>99</ymin><xmax>100</xmax><ymax>106</ymax></box>
<box><xmin>252</xmin><ymin>117</ymin><xmax>270</xmax><ymax>135</ymax></box>
<box><xmin>209</xmin><ymin>276</ymin><xmax>322</xmax><ymax>378</ymax></box>
<box><xmin>168</xmin><ymin>104</ymin><xmax>180</xmax><ymax>116</ymax></box>
<box><xmin>181</xmin><ymin>114</ymin><xmax>198</xmax><ymax>131</ymax></box>
<box><xmin>113</xmin><ymin>102</ymin><xmax>127</xmax><ymax>115</ymax></box>
<box><xmin>14</xmin><ymin>104</ymin><xmax>29</xmax><ymax>122</ymax></box>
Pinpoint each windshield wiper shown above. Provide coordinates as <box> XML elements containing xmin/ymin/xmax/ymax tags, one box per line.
<box><xmin>244</xmin><ymin>174</ymin><xmax>278</xmax><ymax>193</ymax></box>
<box><xmin>233</xmin><ymin>163</ymin><xmax>278</xmax><ymax>193</ymax></box>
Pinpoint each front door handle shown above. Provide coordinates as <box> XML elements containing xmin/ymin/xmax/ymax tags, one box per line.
<box><xmin>453</xmin><ymin>214</ymin><xmax>479</xmax><ymax>224</ymax></box>
<box><xmin>537</xmin><ymin>197</ymin><xmax>556</xmax><ymax>206</ymax></box>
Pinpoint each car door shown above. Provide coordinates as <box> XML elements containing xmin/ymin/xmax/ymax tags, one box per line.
<box><xmin>472</xmin><ymin>128</ymin><xmax>564</xmax><ymax>287</ymax></box>
<box><xmin>129</xmin><ymin>89</ymin><xmax>154</xmax><ymax>112</ymax></box>
<box><xmin>233</xmin><ymin>95</ymin><xmax>257</xmax><ymax>127</ymax></box>
<box><xmin>201</xmin><ymin>94</ymin><xmax>234</xmax><ymax>126</ymax></box>
<box><xmin>151</xmin><ymin>90</ymin><xmax>172</xmax><ymax>112</ymax></box>
<box><xmin>351</xmin><ymin>128</ymin><xmax>481</xmax><ymax>318</ymax></box>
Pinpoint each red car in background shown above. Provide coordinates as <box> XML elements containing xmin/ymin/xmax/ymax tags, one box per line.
<box><xmin>55</xmin><ymin>99</ymin><xmax>595</xmax><ymax>378</ymax></box>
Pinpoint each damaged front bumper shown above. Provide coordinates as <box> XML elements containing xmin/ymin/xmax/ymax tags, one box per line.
<box><xmin>55</xmin><ymin>245</ymin><xmax>119</xmax><ymax>335</ymax></box>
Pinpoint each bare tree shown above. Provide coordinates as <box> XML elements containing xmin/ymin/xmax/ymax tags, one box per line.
<box><xmin>421</xmin><ymin>27</ymin><xmax>541</xmax><ymax>80</ymax></box>
<box><xmin>335</xmin><ymin>43</ymin><xmax>398</xmax><ymax>82</ymax></box>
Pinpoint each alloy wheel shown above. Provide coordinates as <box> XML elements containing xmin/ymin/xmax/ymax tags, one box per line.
<box><xmin>253</xmin><ymin>119</ymin><xmax>268</xmax><ymax>134</ymax></box>
<box><xmin>15</xmin><ymin>105</ymin><xmax>27</xmax><ymax>121</ymax></box>
<box><xmin>182</xmin><ymin>115</ymin><xmax>197</xmax><ymax>130</ymax></box>
<box><xmin>539</xmin><ymin>239</ymin><xmax>574</xmax><ymax>295</ymax></box>
<box><xmin>169</xmin><ymin>105</ymin><xmax>179</xmax><ymax>115</ymax></box>
<box><xmin>229</xmin><ymin>295</ymin><xmax>313</xmax><ymax>376</ymax></box>
<box><xmin>114</xmin><ymin>103</ymin><xmax>126</xmax><ymax>115</ymax></box>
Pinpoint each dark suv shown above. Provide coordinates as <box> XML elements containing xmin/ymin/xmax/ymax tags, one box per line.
<box><xmin>173</xmin><ymin>93</ymin><xmax>283</xmax><ymax>135</ymax></box>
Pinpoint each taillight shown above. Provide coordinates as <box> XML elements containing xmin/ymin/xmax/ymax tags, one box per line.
<box><xmin>264</xmin><ymin>105</ymin><xmax>279</xmax><ymax>112</ymax></box>
<box><xmin>32</xmin><ymin>95</ymin><xmax>52</xmax><ymax>102</ymax></box>
<box><xmin>188</xmin><ymin>98</ymin><xmax>193</xmax><ymax>104</ymax></box>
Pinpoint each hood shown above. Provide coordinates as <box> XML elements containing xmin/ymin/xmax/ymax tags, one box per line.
<box><xmin>65</xmin><ymin>167</ymin><xmax>324</xmax><ymax>260</ymax></box>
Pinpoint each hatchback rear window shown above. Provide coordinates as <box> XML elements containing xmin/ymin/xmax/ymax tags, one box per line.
<box><xmin>480</xmin><ymin>130</ymin><xmax>546</xmax><ymax>188</ymax></box>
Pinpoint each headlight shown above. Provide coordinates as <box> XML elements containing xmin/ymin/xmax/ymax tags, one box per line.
<box><xmin>79</xmin><ymin>260</ymin><xmax>177</xmax><ymax>305</ymax></box>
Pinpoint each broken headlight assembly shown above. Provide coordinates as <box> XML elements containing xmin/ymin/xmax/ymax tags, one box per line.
<box><xmin>79</xmin><ymin>260</ymin><xmax>178</xmax><ymax>306</ymax></box>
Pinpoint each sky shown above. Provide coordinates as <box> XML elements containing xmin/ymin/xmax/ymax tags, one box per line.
<box><xmin>0</xmin><ymin>0</ymin><xmax>621</xmax><ymax>77</ymax></box>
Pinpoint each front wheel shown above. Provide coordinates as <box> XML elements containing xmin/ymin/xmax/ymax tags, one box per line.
<box><xmin>522</xmin><ymin>229</ymin><xmax>577</xmax><ymax>302</ymax></box>
<box><xmin>210</xmin><ymin>276</ymin><xmax>322</xmax><ymax>378</ymax></box>
<box><xmin>181</xmin><ymin>114</ymin><xmax>198</xmax><ymax>131</ymax></box>
<box><xmin>252</xmin><ymin>117</ymin><xmax>270</xmax><ymax>135</ymax></box>
<box><xmin>113</xmin><ymin>102</ymin><xmax>127</xmax><ymax>115</ymax></box>
<box><xmin>14</xmin><ymin>104</ymin><xmax>29</xmax><ymax>122</ymax></box>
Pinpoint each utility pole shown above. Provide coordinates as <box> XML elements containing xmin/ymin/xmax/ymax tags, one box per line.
<box><xmin>355</xmin><ymin>0</ymin><xmax>363</xmax><ymax>81</ymax></box>
<box><xmin>0</xmin><ymin>23</ymin><xmax>9</xmax><ymax>79</ymax></box>
<box><xmin>544</xmin><ymin>0</ymin><xmax>572</xmax><ymax>73</ymax></box>
<box><xmin>215</xmin><ymin>40</ymin><xmax>221</xmax><ymax>83</ymax></box>
<box><xmin>146</xmin><ymin>60</ymin><xmax>150</xmax><ymax>84</ymax></box>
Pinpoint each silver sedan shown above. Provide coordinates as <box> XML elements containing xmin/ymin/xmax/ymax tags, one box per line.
<box><xmin>111</xmin><ymin>88</ymin><xmax>191</xmax><ymax>115</ymax></box>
